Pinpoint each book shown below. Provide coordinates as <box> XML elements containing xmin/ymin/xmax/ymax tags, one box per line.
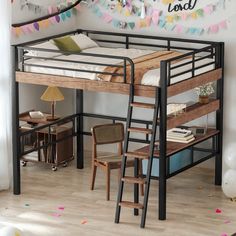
<box><xmin>167</xmin><ymin>128</ymin><xmax>192</xmax><ymax>137</ymax></box>
<box><xmin>167</xmin><ymin>134</ymin><xmax>194</xmax><ymax>141</ymax></box>
<box><xmin>167</xmin><ymin>137</ymin><xmax>195</xmax><ymax>143</ymax></box>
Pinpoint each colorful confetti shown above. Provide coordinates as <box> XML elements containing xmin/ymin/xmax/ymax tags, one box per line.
<box><xmin>58</xmin><ymin>206</ymin><xmax>65</xmax><ymax>211</ymax></box>
<box><xmin>215</xmin><ymin>208</ymin><xmax>222</xmax><ymax>214</ymax></box>
<box><xmin>52</xmin><ymin>213</ymin><xmax>61</xmax><ymax>217</ymax></box>
<box><xmin>224</xmin><ymin>220</ymin><xmax>231</xmax><ymax>224</ymax></box>
<box><xmin>81</xmin><ymin>219</ymin><xmax>88</xmax><ymax>224</ymax></box>
<box><xmin>221</xmin><ymin>233</ymin><xmax>228</xmax><ymax>236</ymax></box>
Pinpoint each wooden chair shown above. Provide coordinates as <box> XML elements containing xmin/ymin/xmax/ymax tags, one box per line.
<box><xmin>90</xmin><ymin>123</ymin><xmax>143</xmax><ymax>201</ymax></box>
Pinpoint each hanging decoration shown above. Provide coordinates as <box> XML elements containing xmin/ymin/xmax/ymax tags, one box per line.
<box><xmin>11</xmin><ymin>0</ymin><xmax>84</xmax><ymax>37</ymax></box>
<box><xmin>87</xmin><ymin>0</ymin><xmax>230</xmax><ymax>34</ymax></box>
<box><xmin>96</xmin><ymin>0</ymin><xmax>226</xmax><ymax>23</ymax></box>
<box><xmin>20</xmin><ymin>0</ymin><xmax>43</xmax><ymax>14</ymax></box>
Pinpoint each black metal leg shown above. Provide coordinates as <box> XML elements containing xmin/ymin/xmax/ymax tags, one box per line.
<box><xmin>215</xmin><ymin>135</ymin><xmax>222</xmax><ymax>185</ymax></box>
<box><xmin>134</xmin><ymin>158</ymin><xmax>139</xmax><ymax>216</ymax></box>
<box><xmin>76</xmin><ymin>89</ymin><xmax>84</xmax><ymax>169</ymax></box>
<box><xmin>159</xmin><ymin>62</ymin><xmax>167</xmax><ymax>220</ymax></box>
<box><xmin>159</xmin><ymin>157</ymin><xmax>167</xmax><ymax>220</ymax></box>
<box><xmin>12</xmin><ymin>81</ymin><xmax>21</xmax><ymax>194</ymax></box>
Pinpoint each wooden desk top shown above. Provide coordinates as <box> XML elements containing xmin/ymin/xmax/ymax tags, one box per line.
<box><xmin>136</xmin><ymin>128</ymin><xmax>219</xmax><ymax>158</ymax></box>
<box><xmin>19</xmin><ymin>111</ymin><xmax>51</xmax><ymax>124</ymax></box>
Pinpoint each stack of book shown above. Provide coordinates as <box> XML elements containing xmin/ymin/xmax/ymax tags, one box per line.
<box><xmin>167</xmin><ymin>128</ymin><xmax>195</xmax><ymax>143</ymax></box>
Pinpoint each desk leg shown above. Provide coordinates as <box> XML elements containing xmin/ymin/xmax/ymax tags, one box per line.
<box><xmin>76</xmin><ymin>89</ymin><xmax>84</xmax><ymax>169</ymax></box>
<box><xmin>12</xmin><ymin>67</ymin><xmax>21</xmax><ymax>194</ymax></box>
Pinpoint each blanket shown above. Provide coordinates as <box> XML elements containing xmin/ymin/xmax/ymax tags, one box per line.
<box><xmin>98</xmin><ymin>51</ymin><xmax>183</xmax><ymax>84</ymax></box>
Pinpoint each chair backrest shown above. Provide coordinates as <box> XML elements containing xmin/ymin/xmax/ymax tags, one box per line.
<box><xmin>91</xmin><ymin>123</ymin><xmax>124</xmax><ymax>145</ymax></box>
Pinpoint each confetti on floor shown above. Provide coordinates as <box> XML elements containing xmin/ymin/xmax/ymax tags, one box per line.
<box><xmin>208</xmin><ymin>194</ymin><xmax>214</xmax><ymax>198</ymax></box>
<box><xmin>58</xmin><ymin>206</ymin><xmax>65</xmax><ymax>211</ymax></box>
<box><xmin>215</xmin><ymin>208</ymin><xmax>222</xmax><ymax>214</ymax></box>
<box><xmin>81</xmin><ymin>219</ymin><xmax>88</xmax><ymax>225</ymax></box>
<box><xmin>52</xmin><ymin>213</ymin><xmax>61</xmax><ymax>218</ymax></box>
<box><xmin>221</xmin><ymin>233</ymin><xmax>228</xmax><ymax>236</ymax></box>
<box><xmin>224</xmin><ymin>220</ymin><xmax>231</xmax><ymax>224</ymax></box>
<box><xmin>198</xmin><ymin>186</ymin><xmax>203</xmax><ymax>190</ymax></box>
<box><xmin>25</xmin><ymin>204</ymin><xmax>30</xmax><ymax>207</ymax></box>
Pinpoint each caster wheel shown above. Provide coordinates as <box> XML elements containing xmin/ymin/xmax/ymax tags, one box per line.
<box><xmin>63</xmin><ymin>162</ymin><xmax>68</xmax><ymax>167</ymax></box>
<box><xmin>52</xmin><ymin>166</ymin><xmax>58</xmax><ymax>171</ymax></box>
<box><xmin>21</xmin><ymin>161</ymin><xmax>27</xmax><ymax>167</ymax></box>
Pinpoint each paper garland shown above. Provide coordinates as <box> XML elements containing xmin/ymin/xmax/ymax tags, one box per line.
<box><xmin>89</xmin><ymin>4</ymin><xmax>228</xmax><ymax>35</ymax></box>
<box><xmin>87</xmin><ymin>0</ymin><xmax>230</xmax><ymax>35</ymax></box>
<box><xmin>95</xmin><ymin>0</ymin><xmax>226</xmax><ymax>23</ymax></box>
<box><xmin>12</xmin><ymin>2</ymin><xmax>81</xmax><ymax>37</ymax></box>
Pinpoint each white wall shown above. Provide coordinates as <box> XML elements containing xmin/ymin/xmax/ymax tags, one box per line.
<box><xmin>12</xmin><ymin>0</ymin><xmax>236</xmax><ymax>170</ymax></box>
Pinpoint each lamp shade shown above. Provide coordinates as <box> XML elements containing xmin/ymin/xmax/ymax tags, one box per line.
<box><xmin>40</xmin><ymin>86</ymin><xmax>64</xmax><ymax>102</ymax></box>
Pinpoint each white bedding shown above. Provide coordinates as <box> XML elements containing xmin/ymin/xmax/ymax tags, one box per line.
<box><xmin>24</xmin><ymin>47</ymin><xmax>154</xmax><ymax>80</ymax></box>
<box><xmin>24</xmin><ymin>47</ymin><xmax>215</xmax><ymax>86</ymax></box>
<box><xmin>141</xmin><ymin>57</ymin><xmax>215</xmax><ymax>86</ymax></box>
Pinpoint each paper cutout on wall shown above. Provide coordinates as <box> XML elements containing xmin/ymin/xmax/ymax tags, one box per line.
<box><xmin>95</xmin><ymin>0</ymin><xmax>227</xmax><ymax>24</ymax></box>
<box><xmin>87</xmin><ymin>2</ymin><xmax>230</xmax><ymax>35</ymax></box>
<box><xmin>86</xmin><ymin>0</ymin><xmax>231</xmax><ymax>35</ymax></box>
<box><xmin>12</xmin><ymin>2</ymin><xmax>82</xmax><ymax>37</ymax></box>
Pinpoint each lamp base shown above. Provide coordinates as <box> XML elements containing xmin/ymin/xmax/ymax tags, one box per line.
<box><xmin>46</xmin><ymin>115</ymin><xmax>60</xmax><ymax>121</ymax></box>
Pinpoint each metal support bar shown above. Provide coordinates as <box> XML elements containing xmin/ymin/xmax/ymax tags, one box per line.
<box><xmin>12</xmin><ymin>46</ymin><xmax>21</xmax><ymax>195</ymax></box>
<box><xmin>215</xmin><ymin>42</ymin><xmax>224</xmax><ymax>186</ymax></box>
<box><xmin>159</xmin><ymin>61</ymin><xmax>168</xmax><ymax>221</ymax></box>
<box><xmin>76</xmin><ymin>89</ymin><xmax>84</xmax><ymax>169</ymax></box>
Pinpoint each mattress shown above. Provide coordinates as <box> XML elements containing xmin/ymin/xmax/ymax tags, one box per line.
<box><xmin>24</xmin><ymin>47</ymin><xmax>215</xmax><ymax>87</ymax></box>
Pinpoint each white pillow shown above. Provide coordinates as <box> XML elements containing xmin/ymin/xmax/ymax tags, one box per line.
<box><xmin>71</xmin><ymin>34</ymin><xmax>99</xmax><ymax>50</ymax></box>
<box><xmin>26</xmin><ymin>41</ymin><xmax>60</xmax><ymax>58</ymax></box>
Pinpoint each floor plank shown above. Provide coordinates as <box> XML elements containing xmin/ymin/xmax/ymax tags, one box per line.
<box><xmin>0</xmin><ymin>152</ymin><xmax>235</xmax><ymax>236</ymax></box>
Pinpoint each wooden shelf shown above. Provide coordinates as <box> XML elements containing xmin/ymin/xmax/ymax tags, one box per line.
<box><xmin>166</xmin><ymin>99</ymin><xmax>220</xmax><ymax>129</ymax></box>
<box><xmin>136</xmin><ymin>128</ymin><xmax>219</xmax><ymax>158</ymax></box>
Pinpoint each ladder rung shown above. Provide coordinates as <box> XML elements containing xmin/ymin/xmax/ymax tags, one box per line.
<box><xmin>131</xmin><ymin>102</ymin><xmax>155</xmax><ymax>109</ymax></box>
<box><xmin>122</xmin><ymin>176</ymin><xmax>146</xmax><ymax>185</ymax></box>
<box><xmin>125</xmin><ymin>152</ymin><xmax>149</xmax><ymax>159</ymax></box>
<box><xmin>119</xmin><ymin>201</ymin><xmax>144</xmax><ymax>209</ymax></box>
<box><xmin>128</xmin><ymin>127</ymin><xmax>152</xmax><ymax>134</ymax></box>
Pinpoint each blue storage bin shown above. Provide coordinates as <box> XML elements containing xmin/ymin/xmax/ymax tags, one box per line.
<box><xmin>142</xmin><ymin>149</ymin><xmax>191</xmax><ymax>177</ymax></box>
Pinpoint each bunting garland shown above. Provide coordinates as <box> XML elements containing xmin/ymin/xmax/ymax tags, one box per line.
<box><xmin>95</xmin><ymin>0</ymin><xmax>226</xmax><ymax>23</ymax></box>
<box><xmin>12</xmin><ymin>0</ymin><xmax>82</xmax><ymax>37</ymax></box>
<box><xmin>11</xmin><ymin>0</ymin><xmax>232</xmax><ymax>37</ymax></box>
<box><xmin>87</xmin><ymin>0</ymin><xmax>231</xmax><ymax>35</ymax></box>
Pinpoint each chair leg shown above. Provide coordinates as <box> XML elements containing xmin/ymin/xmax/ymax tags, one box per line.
<box><xmin>106</xmin><ymin>166</ymin><xmax>111</xmax><ymax>201</ymax></box>
<box><xmin>90</xmin><ymin>164</ymin><xmax>97</xmax><ymax>190</ymax></box>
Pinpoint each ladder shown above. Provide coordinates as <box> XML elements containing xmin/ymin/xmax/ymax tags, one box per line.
<box><xmin>115</xmin><ymin>82</ymin><xmax>160</xmax><ymax>228</ymax></box>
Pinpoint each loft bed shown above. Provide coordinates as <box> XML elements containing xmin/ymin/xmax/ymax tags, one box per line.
<box><xmin>12</xmin><ymin>29</ymin><xmax>224</xmax><ymax>227</ymax></box>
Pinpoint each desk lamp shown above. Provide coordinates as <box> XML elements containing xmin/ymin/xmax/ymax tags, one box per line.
<box><xmin>40</xmin><ymin>86</ymin><xmax>64</xmax><ymax>121</ymax></box>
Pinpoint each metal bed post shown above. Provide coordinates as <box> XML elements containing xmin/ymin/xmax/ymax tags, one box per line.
<box><xmin>215</xmin><ymin>42</ymin><xmax>224</xmax><ymax>185</ymax></box>
<box><xmin>159</xmin><ymin>61</ymin><xmax>168</xmax><ymax>220</ymax></box>
<box><xmin>12</xmin><ymin>46</ymin><xmax>21</xmax><ymax>195</ymax></box>
<box><xmin>76</xmin><ymin>89</ymin><xmax>84</xmax><ymax>169</ymax></box>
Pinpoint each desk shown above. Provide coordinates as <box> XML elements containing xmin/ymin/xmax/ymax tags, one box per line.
<box><xmin>20</xmin><ymin>111</ymin><xmax>74</xmax><ymax>171</ymax></box>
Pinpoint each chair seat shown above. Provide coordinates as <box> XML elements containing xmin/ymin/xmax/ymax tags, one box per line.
<box><xmin>96</xmin><ymin>155</ymin><xmax>134</xmax><ymax>167</ymax></box>
<box><xmin>96</xmin><ymin>154</ymin><xmax>122</xmax><ymax>164</ymax></box>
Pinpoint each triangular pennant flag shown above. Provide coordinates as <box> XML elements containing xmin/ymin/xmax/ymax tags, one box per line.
<box><xmin>152</xmin><ymin>9</ymin><xmax>160</xmax><ymax>25</ymax></box>
<box><xmin>128</xmin><ymin>22</ymin><xmax>135</xmax><ymax>29</ymax></box>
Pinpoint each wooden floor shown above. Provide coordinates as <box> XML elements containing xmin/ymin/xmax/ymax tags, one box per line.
<box><xmin>0</xmin><ymin>152</ymin><xmax>235</xmax><ymax>236</ymax></box>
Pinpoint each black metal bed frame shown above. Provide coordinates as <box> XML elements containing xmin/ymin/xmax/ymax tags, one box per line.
<box><xmin>12</xmin><ymin>29</ymin><xmax>224</xmax><ymax>223</ymax></box>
